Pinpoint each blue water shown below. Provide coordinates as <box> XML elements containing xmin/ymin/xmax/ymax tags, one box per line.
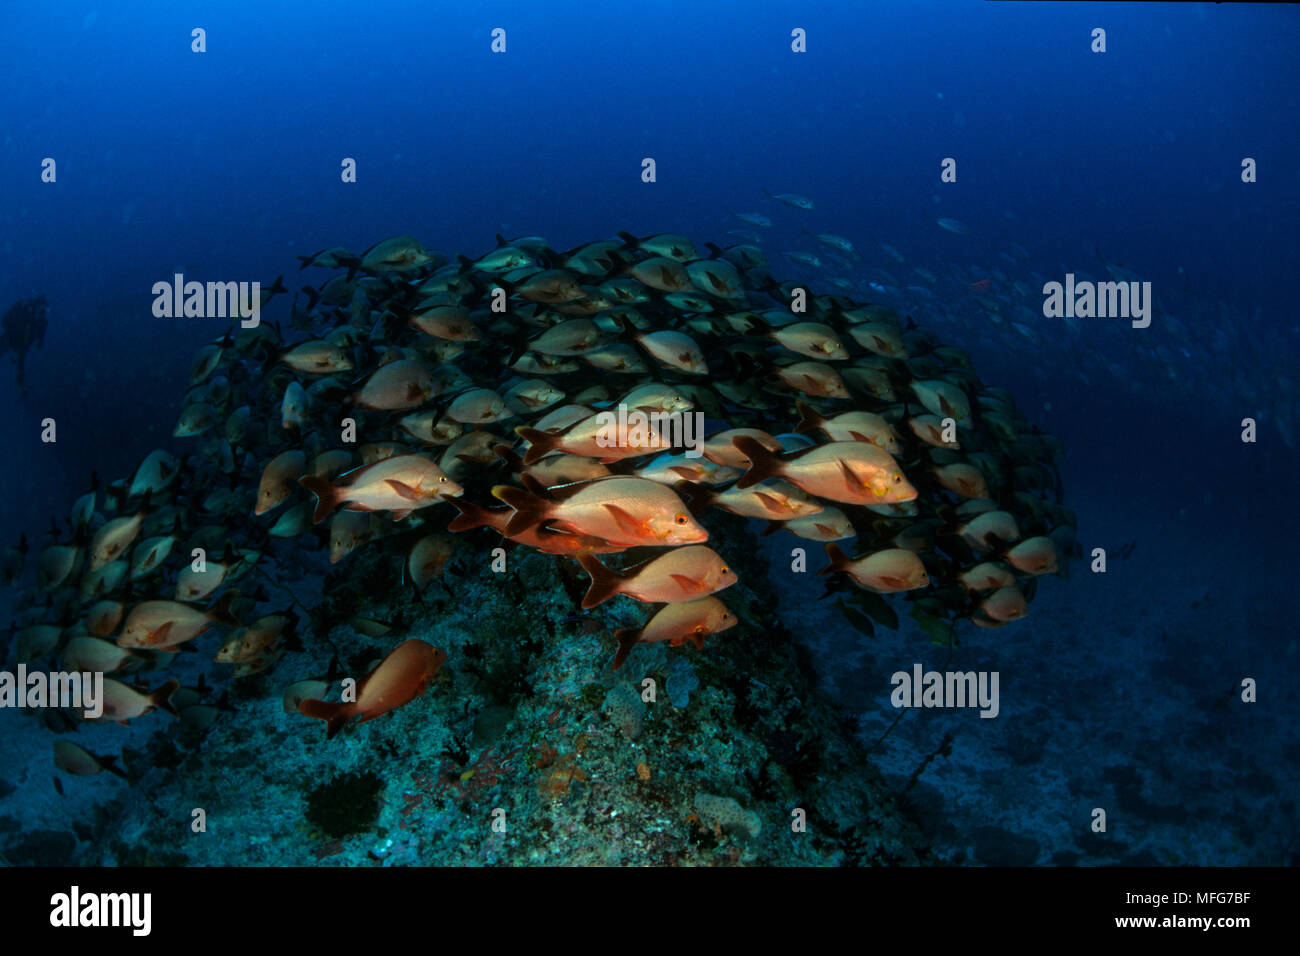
<box><xmin>1</xmin><ymin>1</ymin><xmax>1297</xmax><ymax>866</ymax></box>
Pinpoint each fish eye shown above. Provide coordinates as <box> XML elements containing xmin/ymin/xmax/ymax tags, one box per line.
<box><xmin>674</xmin><ymin>513</ymin><xmax>689</xmax><ymax>525</ymax></box>
<box><xmin>438</xmin><ymin>475</ymin><xmax>447</xmax><ymax>482</ymax></box>
<box><xmin>893</xmin><ymin>473</ymin><xmax>902</xmax><ymax>484</ymax></box>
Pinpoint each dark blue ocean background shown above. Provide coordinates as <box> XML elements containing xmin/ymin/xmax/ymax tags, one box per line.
<box><xmin>1</xmin><ymin>1</ymin><xmax>1297</xmax><ymax>865</ymax></box>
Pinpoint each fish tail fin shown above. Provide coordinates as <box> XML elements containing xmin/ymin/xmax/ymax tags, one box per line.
<box><xmin>492</xmin><ymin>443</ymin><xmax>525</xmax><ymax>472</ymax></box>
<box><xmin>794</xmin><ymin>399</ymin><xmax>824</xmax><ymax>434</ymax></box>
<box><xmin>733</xmin><ymin>436</ymin><xmax>783</xmax><ymax>489</ymax></box>
<box><xmin>99</xmin><ymin>753</ymin><xmax>128</xmax><ymax>779</ymax></box>
<box><xmin>490</xmin><ymin>484</ymin><xmax>550</xmax><ymax>536</ymax></box>
<box><xmin>298</xmin><ymin>476</ymin><xmax>339</xmax><ymax>523</ymax></box>
<box><xmin>732</xmin><ymin>351</ymin><xmax>764</xmax><ymax>385</ymax></box>
<box><xmin>268</xmin><ymin>274</ymin><xmax>287</xmax><ymax>296</ymax></box>
<box><xmin>297</xmin><ymin>698</ymin><xmax>356</xmax><ymax>740</ymax></box>
<box><xmin>616</xmin><ymin>230</ymin><xmax>641</xmax><ymax>250</ymax></box>
<box><xmin>671</xmin><ymin>479</ymin><xmax>713</xmax><ymax>516</ymax></box>
<box><xmin>515</xmin><ymin>427</ymin><xmax>561</xmax><ymax>466</ymax></box>
<box><xmin>446</xmin><ymin>497</ymin><xmax>497</xmax><ymax>532</ymax></box>
<box><xmin>612</xmin><ymin>629</ymin><xmax>640</xmax><ymax>671</ymax></box>
<box><xmin>576</xmin><ymin>553</ymin><xmax>623</xmax><ymax>609</ymax></box>
<box><xmin>208</xmin><ymin>589</ymin><xmax>242</xmax><ymax>627</ymax></box>
<box><xmin>151</xmin><ymin>679</ymin><xmax>180</xmax><ymax>718</ymax></box>
<box><xmin>820</xmin><ymin>542</ymin><xmax>849</xmax><ymax>576</ymax></box>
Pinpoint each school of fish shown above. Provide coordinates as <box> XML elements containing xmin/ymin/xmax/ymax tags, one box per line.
<box><xmin>8</xmin><ymin>222</ymin><xmax>1079</xmax><ymax>766</ymax></box>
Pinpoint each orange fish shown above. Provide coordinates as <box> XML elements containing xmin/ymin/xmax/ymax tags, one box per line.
<box><xmin>958</xmin><ymin>510</ymin><xmax>1020</xmax><ymax>552</ymax></box>
<box><xmin>772</xmin><ymin>361</ymin><xmax>849</xmax><ymax>399</ymax></box>
<box><xmin>1006</xmin><ymin>536</ymin><xmax>1058</xmax><ymax>575</ymax></box>
<box><xmin>575</xmin><ymin>545</ymin><xmax>736</xmax><ymax>608</ymax></box>
<box><xmin>89</xmin><ymin>513</ymin><xmax>144</xmax><ymax>571</ymax></box>
<box><xmin>214</xmin><ymin>613</ymin><xmax>292</xmax><ymax>663</ymax></box>
<box><xmin>446</xmin><ymin>497</ymin><xmax>622</xmax><ymax>555</ymax></box>
<box><xmin>299</xmin><ymin>455</ymin><xmax>462</xmax><ymax>523</ymax></box>
<box><xmin>981</xmin><ymin>585</ymin><xmax>1027</xmax><ymax>622</ymax></box>
<box><xmin>329</xmin><ymin>511</ymin><xmax>375</xmax><ymax>563</ymax></box>
<box><xmin>733</xmin><ymin>436</ymin><xmax>916</xmax><ymax>506</ymax></box>
<box><xmin>613</xmin><ymin>597</ymin><xmax>736</xmax><ymax>670</ymax></box>
<box><xmin>409</xmin><ymin>305</ymin><xmax>481</xmax><ymax>341</ymax></box>
<box><xmin>704</xmin><ymin>480</ymin><xmax>823</xmax><ymax>520</ymax></box>
<box><xmin>958</xmin><ymin>562</ymin><xmax>1017</xmax><ymax>593</ymax></box>
<box><xmin>634</xmin><ymin>330</ymin><xmax>708</xmax><ymax>375</ymax></box>
<box><xmin>350</xmin><ymin>359</ymin><xmax>438</xmax><ymax>411</ymax></box>
<box><xmin>406</xmin><ymin>533</ymin><xmax>454</xmax><ymax>590</ymax></box>
<box><xmin>85</xmin><ymin>600</ymin><xmax>125</xmax><ymax>638</ymax></box>
<box><xmin>256</xmin><ymin>450</ymin><xmax>308</xmax><ymax>515</ymax></box>
<box><xmin>445</xmin><ymin>388</ymin><xmax>511</xmax><ymax>424</ymax></box>
<box><xmin>794</xmin><ymin>401</ymin><xmax>899</xmax><ymax>454</ymax></box>
<box><xmin>701</xmin><ymin>429</ymin><xmax>781</xmax><ymax>469</ymax></box>
<box><xmin>492</xmin><ymin>476</ymin><xmax>707</xmax><ymax>548</ymax></box>
<box><xmin>62</xmin><ymin>635</ymin><xmax>143</xmax><ymax>674</ymax></box>
<box><xmin>516</xmin><ymin>411</ymin><xmax>671</xmax><ymax>465</ymax></box>
<box><xmin>117</xmin><ymin>592</ymin><xmax>241</xmax><ymax>648</ymax></box>
<box><xmin>820</xmin><ymin>543</ymin><xmax>929</xmax><ymax>593</ymax></box>
<box><xmin>298</xmin><ymin>639</ymin><xmax>446</xmax><ymax>739</ymax></box>
<box><xmin>279</xmin><ymin>340</ymin><xmax>353</xmax><ymax>374</ymax></box>
<box><xmin>772</xmin><ymin>506</ymin><xmax>855</xmax><ymax>541</ymax></box>
<box><xmin>529</xmin><ymin>318</ymin><xmax>602</xmax><ymax>356</ymax></box>
<box><xmin>932</xmin><ymin>463</ymin><xmax>988</xmax><ymax>499</ymax></box>
<box><xmin>54</xmin><ymin>740</ymin><xmax>127</xmax><ymax>778</ymax></box>
<box><xmin>91</xmin><ymin>678</ymin><xmax>180</xmax><ymax>723</ymax></box>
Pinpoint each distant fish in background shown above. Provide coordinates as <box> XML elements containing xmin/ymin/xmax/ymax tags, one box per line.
<box><xmin>762</xmin><ymin>188</ymin><xmax>816</xmax><ymax>209</ymax></box>
<box><xmin>0</xmin><ymin>295</ymin><xmax>48</xmax><ymax>392</ymax></box>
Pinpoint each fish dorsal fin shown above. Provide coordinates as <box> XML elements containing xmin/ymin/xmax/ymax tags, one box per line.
<box><xmin>545</xmin><ymin>478</ymin><xmax>605</xmax><ymax>502</ymax></box>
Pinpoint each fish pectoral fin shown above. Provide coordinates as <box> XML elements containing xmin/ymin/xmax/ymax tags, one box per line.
<box><xmin>838</xmin><ymin>460</ymin><xmax>861</xmax><ymax>495</ymax></box>
<box><xmin>148</xmin><ymin>622</ymin><xmax>174</xmax><ymax>646</ymax></box>
<box><xmin>752</xmin><ymin>492</ymin><xmax>784</xmax><ymax>514</ymax></box>
<box><xmin>385</xmin><ymin>479</ymin><xmax>422</xmax><ymax>501</ymax></box>
<box><xmin>603</xmin><ymin>504</ymin><xmax>646</xmax><ymax>537</ymax></box>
